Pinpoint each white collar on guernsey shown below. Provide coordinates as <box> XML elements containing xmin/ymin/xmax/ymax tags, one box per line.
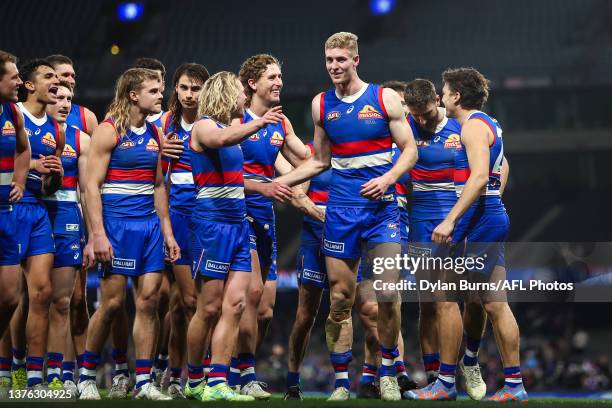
<box><xmin>181</xmin><ymin>117</ymin><xmax>194</xmax><ymax>132</ymax></box>
<box><xmin>335</xmin><ymin>82</ymin><xmax>369</xmax><ymax>103</ymax></box>
<box><xmin>246</xmin><ymin>108</ymin><xmax>260</xmax><ymax>120</ymax></box>
<box><xmin>130</xmin><ymin>124</ymin><xmax>147</xmax><ymax>135</ymax></box>
<box><xmin>17</xmin><ymin>102</ymin><xmax>48</xmax><ymax>127</ymax></box>
<box><xmin>435</xmin><ymin>107</ymin><xmax>448</xmax><ymax>134</ymax></box>
<box><xmin>147</xmin><ymin>111</ymin><xmax>163</xmax><ymax>123</ymax></box>
<box><xmin>61</xmin><ymin>122</ymin><xmax>67</xmax><ymax>131</ymax></box>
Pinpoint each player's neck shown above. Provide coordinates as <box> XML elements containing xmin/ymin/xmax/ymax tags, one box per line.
<box><xmin>23</xmin><ymin>98</ymin><xmax>47</xmax><ymax>118</ymax></box>
<box><xmin>182</xmin><ymin>107</ymin><xmax>197</xmax><ymax>124</ymax></box>
<box><xmin>455</xmin><ymin>108</ymin><xmax>479</xmax><ymax>125</ymax></box>
<box><xmin>129</xmin><ymin>105</ymin><xmax>147</xmax><ymax>128</ymax></box>
<box><xmin>335</xmin><ymin>77</ymin><xmax>366</xmax><ymax>98</ymax></box>
<box><xmin>248</xmin><ymin>97</ymin><xmax>273</xmax><ymax>118</ymax></box>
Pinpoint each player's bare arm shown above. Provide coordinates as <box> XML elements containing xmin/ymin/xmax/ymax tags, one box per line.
<box><xmin>84</xmin><ymin>106</ymin><xmax>98</xmax><ymax>134</ymax></box>
<box><xmin>275</xmin><ymin>153</ymin><xmax>324</xmax><ymax>222</ymax></box>
<box><xmin>77</xmin><ymin>131</ymin><xmax>95</xmax><ymax>269</ymax></box>
<box><xmin>280</xmin><ymin>116</ymin><xmax>311</xmax><ymax>167</ymax></box>
<box><xmin>10</xmin><ymin>108</ymin><xmax>31</xmax><ymax>202</ymax></box>
<box><xmin>85</xmin><ymin>122</ymin><xmax>116</xmax><ymax>263</ymax></box>
<box><xmin>153</xmin><ymin>134</ymin><xmax>180</xmax><ymax>263</ymax></box>
<box><xmin>192</xmin><ymin>107</ymin><xmax>283</xmax><ymax>150</ymax></box>
<box><xmin>500</xmin><ymin>156</ymin><xmax>509</xmax><ymax>195</ymax></box>
<box><xmin>432</xmin><ymin>119</ymin><xmax>491</xmax><ymax>243</ymax></box>
<box><xmin>42</xmin><ymin>124</ymin><xmax>66</xmax><ymax>195</ymax></box>
<box><xmin>274</xmin><ymin>94</ymin><xmax>331</xmax><ymax>187</ymax></box>
<box><xmin>361</xmin><ymin>87</ymin><xmax>417</xmax><ymax>200</ymax></box>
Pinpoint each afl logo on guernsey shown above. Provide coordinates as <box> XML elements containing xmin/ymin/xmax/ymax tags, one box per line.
<box><xmin>2</xmin><ymin>120</ymin><xmax>16</xmax><ymax>136</ymax></box>
<box><xmin>41</xmin><ymin>132</ymin><xmax>57</xmax><ymax>148</ymax></box>
<box><xmin>444</xmin><ymin>134</ymin><xmax>461</xmax><ymax>149</ymax></box>
<box><xmin>327</xmin><ymin>111</ymin><xmax>341</xmax><ymax>121</ymax></box>
<box><xmin>358</xmin><ymin>105</ymin><xmax>383</xmax><ymax>120</ymax></box>
<box><xmin>119</xmin><ymin>140</ymin><xmax>135</xmax><ymax>149</ymax></box>
<box><xmin>62</xmin><ymin>144</ymin><xmax>77</xmax><ymax>158</ymax></box>
<box><xmin>270</xmin><ymin>131</ymin><xmax>284</xmax><ymax>146</ymax></box>
<box><xmin>249</xmin><ymin>132</ymin><xmax>260</xmax><ymax>141</ymax></box>
<box><xmin>146</xmin><ymin>138</ymin><xmax>159</xmax><ymax>152</ymax></box>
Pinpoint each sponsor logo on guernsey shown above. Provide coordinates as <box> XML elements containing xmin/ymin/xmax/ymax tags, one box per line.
<box><xmin>327</xmin><ymin>111</ymin><xmax>341</xmax><ymax>121</ymax></box>
<box><xmin>358</xmin><ymin>105</ymin><xmax>383</xmax><ymax>120</ymax></box>
<box><xmin>62</xmin><ymin>144</ymin><xmax>77</xmax><ymax>158</ymax></box>
<box><xmin>205</xmin><ymin>259</ymin><xmax>230</xmax><ymax>273</ymax></box>
<box><xmin>119</xmin><ymin>140</ymin><xmax>135</xmax><ymax>149</ymax></box>
<box><xmin>2</xmin><ymin>120</ymin><xmax>16</xmax><ymax>136</ymax></box>
<box><xmin>303</xmin><ymin>268</ymin><xmax>325</xmax><ymax>283</ymax></box>
<box><xmin>146</xmin><ymin>138</ymin><xmax>159</xmax><ymax>152</ymax></box>
<box><xmin>66</xmin><ymin>224</ymin><xmax>80</xmax><ymax>232</ymax></box>
<box><xmin>323</xmin><ymin>239</ymin><xmax>344</xmax><ymax>253</ymax></box>
<box><xmin>270</xmin><ymin>131</ymin><xmax>284</xmax><ymax>146</ymax></box>
<box><xmin>112</xmin><ymin>257</ymin><xmax>136</xmax><ymax>270</ymax></box>
<box><xmin>249</xmin><ymin>132</ymin><xmax>260</xmax><ymax>141</ymax></box>
<box><xmin>444</xmin><ymin>134</ymin><xmax>461</xmax><ymax>149</ymax></box>
<box><xmin>41</xmin><ymin>132</ymin><xmax>57</xmax><ymax>148</ymax></box>
<box><xmin>416</xmin><ymin>140</ymin><xmax>430</xmax><ymax>147</ymax></box>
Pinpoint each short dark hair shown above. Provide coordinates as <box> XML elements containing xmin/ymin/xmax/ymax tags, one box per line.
<box><xmin>405</xmin><ymin>79</ymin><xmax>438</xmax><ymax>109</ymax></box>
<box><xmin>382</xmin><ymin>80</ymin><xmax>407</xmax><ymax>95</ymax></box>
<box><xmin>442</xmin><ymin>67</ymin><xmax>490</xmax><ymax>110</ymax></box>
<box><xmin>133</xmin><ymin>57</ymin><xmax>166</xmax><ymax>78</ymax></box>
<box><xmin>46</xmin><ymin>54</ymin><xmax>73</xmax><ymax>68</ymax></box>
<box><xmin>0</xmin><ymin>50</ymin><xmax>17</xmax><ymax>79</ymax></box>
<box><xmin>18</xmin><ymin>59</ymin><xmax>55</xmax><ymax>101</ymax></box>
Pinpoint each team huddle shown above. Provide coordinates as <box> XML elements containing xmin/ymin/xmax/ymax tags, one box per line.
<box><xmin>0</xmin><ymin>31</ymin><xmax>527</xmax><ymax>402</ymax></box>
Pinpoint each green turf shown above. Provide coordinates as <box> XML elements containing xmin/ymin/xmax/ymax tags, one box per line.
<box><xmin>2</xmin><ymin>396</ymin><xmax>610</xmax><ymax>407</ymax></box>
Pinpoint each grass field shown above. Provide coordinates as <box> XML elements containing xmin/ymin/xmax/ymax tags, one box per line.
<box><xmin>2</xmin><ymin>395</ymin><xmax>610</xmax><ymax>407</ymax></box>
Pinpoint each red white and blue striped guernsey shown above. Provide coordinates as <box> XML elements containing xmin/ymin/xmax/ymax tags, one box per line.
<box><xmin>101</xmin><ymin>119</ymin><xmax>160</xmax><ymax>218</ymax></box>
<box><xmin>190</xmin><ymin>117</ymin><xmax>246</xmax><ymax>223</ymax></box>
<box><xmin>320</xmin><ymin>83</ymin><xmax>394</xmax><ymax>208</ymax></box>
<box><xmin>0</xmin><ymin>101</ymin><xmax>19</xmax><ymax>207</ymax></box>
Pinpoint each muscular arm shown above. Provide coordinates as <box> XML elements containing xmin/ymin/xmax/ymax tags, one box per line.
<box><xmin>443</xmin><ymin>120</ymin><xmax>491</xmax><ymax>225</ymax></box>
<box><xmin>77</xmin><ymin>131</ymin><xmax>92</xmax><ymax>241</ymax></box>
<box><xmin>274</xmin><ymin>94</ymin><xmax>331</xmax><ymax>187</ymax></box>
<box><xmin>43</xmin><ymin>125</ymin><xmax>65</xmax><ymax>195</ymax></box>
<box><xmin>280</xmin><ymin>117</ymin><xmax>311</xmax><ymax>167</ymax></box>
<box><xmin>382</xmin><ymin>88</ymin><xmax>417</xmax><ymax>183</ymax></box>
<box><xmin>191</xmin><ymin>108</ymin><xmax>281</xmax><ymax>150</ymax></box>
<box><xmin>275</xmin><ymin>153</ymin><xmax>324</xmax><ymax>222</ymax></box>
<box><xmin>360</xmin><ymin>88</ymin><xmax>417</xmax><ymax>199</ymax></box>
<box><xmin>85</xmin><ymin>123</ymin><xmax>116</xmax><ymax>240</ymax></box>
<box><xmin>499</xmin><ymin>156</ymin><xmax>509</xmax><ymax>196</ymax></box>
<box><xmin>10</xmin><ymin>109</ymin><xmax>31</xmax><ymax>201</ymax></box>
<box><xmin>84</xmin><ymin>107</ymin><xmax>98</xmax><ymax>134</ymax></box>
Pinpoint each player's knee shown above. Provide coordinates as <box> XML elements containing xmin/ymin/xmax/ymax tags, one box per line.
<box><xmin>29</xmin><ymin>284</ymin><xmax>53</xmax><ymax>306</ymax></box>
<box><xmin>200</xmin><ymin>298</ymin><xmax>222</xmax><ymax>320</ymax></box>
<box><xmin>52</xmin><ymin>294</ymin><xmax>71</xmax><ymax>316</ymax></box>
<box><xmin>257</xmin><ymin>305</ymin><xmax>273</xmax><ymax>323</ymax></box>
<box><xmin>182</xmin><ymin>294</ymin><xmax>197</xmax><ymax>316</ymax></box>
<box><xmin>103</xmin><ymin>296</ymin><xmax>125</xmax><ymax>319</ymax></box>
<box><xmin>482</xmin><ymin>301</ymin><xmax>507</xmax><ymax>320</ymax></box>
<box><xmin>227</xmin><ymin>294</ymin><xmax>247</xmax><ymax>319</ymax></box>
<box><xmin>359</xmin><ymin>300</ymin><xmax>378</xmax><ymax>322</ymax></box>
<box><xmin>247</xmin><ymin>282</ymin><xmax>264</xmax><ymax>305</ymax></box>
<box><xmin>136</xmin><ymin>292</ymin><xmax>159</xmax><ymax>315</ymax></box>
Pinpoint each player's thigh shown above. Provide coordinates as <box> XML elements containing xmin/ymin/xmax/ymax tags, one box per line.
<box><xmin>0</xmin><ymin>264</ymin><xmax>22</xmax><ymax>303</ymax></box>
<box><xmin>297</xmin><ymin>283</ymin><xmax>324</xmax><ymax>317</ymax></box>
<box><xmin>51</xmin><ymin>266</ymin><xmax>77</xmax><ymax>300</ymax></box>
<box><xmin>24</xmin><ymin>253</ymin><xmax>54</xmax><ymax>291</ymax></box>
<box><xmin>173</xmin><ymin>264</ymin><xmax>196</xmax><ymax>305</ymax></box>
<box><xmin>99</xmin><ymin>274</ymin><xmax>128</xmax><ymax>306</ymax></box>
<box><xmin>223</xmin><ymin>270</ymin><xmax>251</xmax><ymax>308</ymax></box>
<box><xmin>325</xmin><ymin>256</ymin><xmax>359</xmax><ymax>307</ymax></box>
<box><xmin>249</xmin><ymin>249</ymin><xmax>264</xmax><ymax>293</ymax></box>
<box><xmin>132</xmin><ymin>271</ymin><xmax>163</xmax><ymax>301</ymax></box>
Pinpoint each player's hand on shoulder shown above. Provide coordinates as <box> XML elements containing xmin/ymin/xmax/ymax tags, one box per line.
<box><xmin>161</xmin><ymin>131</ymin><xmax>184</xmax><ymax>160</ymax></box>
<box><xmin>261</xmin><ymin>181</ymin><xmax>293</xmax><ymax>203</ymax></box>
